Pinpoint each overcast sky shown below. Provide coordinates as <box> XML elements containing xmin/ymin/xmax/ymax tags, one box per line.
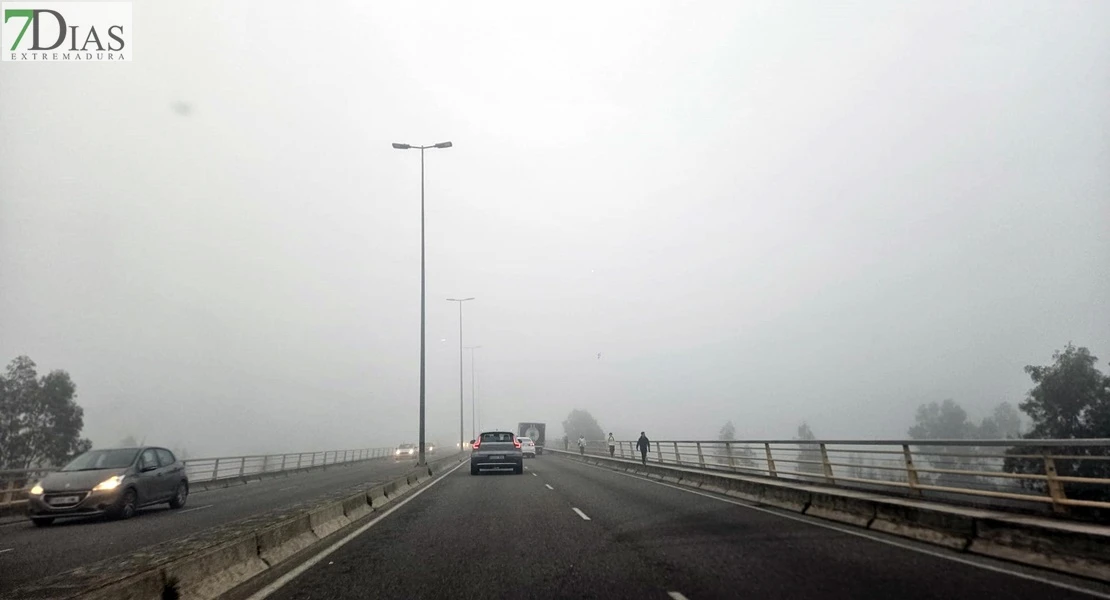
<box><xmin>1</xmin><ymin>1</ymin><xmax>1108</xmax><ymax>456</ymax></box>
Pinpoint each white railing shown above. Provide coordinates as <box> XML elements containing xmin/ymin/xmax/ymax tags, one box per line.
<box><xmin>581</xmin><ymin>438</ymin><xmax>1110</xmax><ymax>514</ymax></box>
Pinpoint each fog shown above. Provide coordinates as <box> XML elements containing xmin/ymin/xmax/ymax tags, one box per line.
<box><xmin>2</xmin><ymin>1</ymin><xmax>1108</xmax><ymax>457</ymax></box>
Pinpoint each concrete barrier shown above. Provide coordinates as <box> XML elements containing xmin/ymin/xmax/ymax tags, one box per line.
<box><xmin>869</xmin><ymin>499</ymin><xmax>977</xmax><ymax>550</ymax></box>
<box><xmin>368</xmin><ymin>485</ymin><xmax>389</xmax><ymax>509</ymax></box>
<box><xmin>163</xmin><ymin>534</ymin><xmax>268</xmax><ymax>600</ymax></box>
<box><xmin>341</xmin><ymin>491</ymin><xmax>373</xmax><ymax>522</ymax></box>
<box><xmin>804</xmin><ymin>490</ymin><xmax>877</xmax><ymax>527</ymax></box>
<box><xmin>257</xmin><ymin>513</ymin><xmax>320</xmax><ymax>566</ymax></box>
<box><xmin>759</xmin><ymin>485</ymin><xmax>811</xmax><ymax>513</ymax></box>
<box><xmin>308</xmin><ymin>501</ymin><xmax>352</xmax><ymax>539</ymax></box>
<box><xmin>970</xmin><ymin>517</ymin><xmax>1110</xmax><ymax>582</ymax></box>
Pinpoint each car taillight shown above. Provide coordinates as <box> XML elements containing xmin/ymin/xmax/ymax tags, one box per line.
<box><xmin>472</xmin><ymin>439</ymin><xmax>480</xmax><ymax>449</ymax></box>
<box><xmin>513</xmin><ymin>438</ymin><xmax>521</xmax><ymax>449</ymax></box>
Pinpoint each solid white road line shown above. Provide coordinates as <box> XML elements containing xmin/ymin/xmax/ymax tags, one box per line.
<box><xmin>667</xmin><ymin>592</ymin><xmax>690</xmax><ymax>600</ymax></box>
<box><xmin>572</xmin><ymin>507</ymin><xmax>591</xmax><ymax>521</ymax></box>
<box><xmin>572</xmin><ymin>460</ymin><xmax>1110</xmax><ymax>600</ymax></box>
<box><xmin>545</xmin><ymin>484</ymin><xmax>554</xmax><ymax>490</ymax></box>
<box><xmin>178</xmin><ymin>504</ymin><xmax>214</xmax><ymax>514</ymax></box>
<box><xmin>0</xmin><ymin>548</ymin><xmax>13</xmax><ymax>554</ymax></box>
<box><xmin>246</xmin><ymin>459</ymin><xmax>467</xmax><ymax>600</ymax></box>
<box><xmin>532</xmin><ymin>472</ymin><xmax>538</xmax><ymax>477</ymax></box>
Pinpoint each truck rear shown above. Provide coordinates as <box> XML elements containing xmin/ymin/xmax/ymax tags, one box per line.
<box><xmin>518</xmin><ymin>422</ymin><xmax>546</xmax><ymax>455</ymax></box>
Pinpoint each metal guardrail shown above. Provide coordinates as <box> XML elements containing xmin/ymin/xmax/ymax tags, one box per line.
<box><xmin>0</xmin><ymin>447</ymin><xmax>395</xmax><ymax>510</ymax></box>
<box><xmin>583</xmin><ymin>438</ymin><xmax>1110</xmax><ymax>514</ymax></box>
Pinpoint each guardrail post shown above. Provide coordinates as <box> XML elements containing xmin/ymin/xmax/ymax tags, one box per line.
<box><xmin>696</xmin><ymin>442</ymin><xmax>706</xmax><ymax>468</ymax></box>
<box><xmin>672</xmin><ymin>442</ymin><xmax>681</xmax><ymax>465</ymax></box>
<box><xmin>280</xmin><ymin>454</ymin><xmax>287</xmax><ymax>473</ymax></box>
<box><xmin>1</xmin><ymin>478</ymin><xmax>16</xmax><ymax>505</ymax></box>
<box><xmin>901</xmin><ymin>444</ymin><xmax>922</xmax><ymax>496</ymax></box>
<box><xmin>725</xmin><ymin>442</ymin><xmax>735</xmax><ymax>470</ymax></box>
<box><xmin>819</xmin><ymin>444</ymin><xmax>835</xmax><ymax>483</ymax></box>
<box><xmin>655</xmin><ymin>442</ymin><xmax>663</xmax><ymax>463</ymax></box>
<box><xmin>211</xmin><ymin>458</ymin><xmax>220</xmax><ymax>481</ymax></box>
<box><xmin>1043</xmin><ymin>452</ymin><xmax>1069</xmax><ymax>514</ymax></box>
<box><xmin>310</xmin><ymin>453</ymin><xmax>317</xmax><ymax>467</ymax></box>
<box><xmin>764</xmin><ymin>443</ymin><xmax>778</xmax><ymax>477</ymax></box>
<box><xmin>236</xmin><ymin>457</ymin><xmax>245</xmax><ymax>478</ymax></box>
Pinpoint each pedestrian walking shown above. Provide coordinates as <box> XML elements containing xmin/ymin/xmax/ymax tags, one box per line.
<box><xmin>563</xmin><ymin>435</ymin><xmax>569</xmax><ymax>451</ymax></box>
<box><xmin>636</xmin><ymin>431</ymin><xmax>650</xmax><ymax>465</ymax></box>
<box><xmin>578</xmin><ymin>435</ymin><xmax>586</xmax><ymax>455</ymax></box>
<box><xmin>607</xmin><ymin>433</ymin><xmax>616</xmax><ymax>457</ymax></box>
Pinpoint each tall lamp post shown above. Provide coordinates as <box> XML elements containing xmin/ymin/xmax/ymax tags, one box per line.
<box><xmin>465</xmin><ymin>345</ymin><xmax>481</xmax><ymax>440</ymax></box>
<box><xmin>447</xmin><ymin>297</ymin><xmax>474</xmax><ymax>451</ymax></box>
<box><xmin>393</xmin><ymin>140</ymin><xmax>452</xmax><ymax>466</ymax></box>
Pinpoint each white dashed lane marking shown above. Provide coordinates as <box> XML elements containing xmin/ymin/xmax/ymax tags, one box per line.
<box><xmin>572</xmin><ymin>507</ymin><xmax>591</xmax><ymax>521</ymax></box>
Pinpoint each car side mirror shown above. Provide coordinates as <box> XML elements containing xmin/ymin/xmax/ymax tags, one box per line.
<box><xmin>469</xmin><ymin>440</ymin><xmax>475</xmax><ymax>445</ymax></box>
<box><xmin>141</xmin><ymin>463</ymin><xmax>158</xmax><ymax>472</ymax></box>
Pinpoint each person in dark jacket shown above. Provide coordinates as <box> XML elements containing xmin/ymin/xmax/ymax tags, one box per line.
<box><xmin>636</xmin><ymin>432</ymin><xmax>650</xmax><ymax>464</ymax></box>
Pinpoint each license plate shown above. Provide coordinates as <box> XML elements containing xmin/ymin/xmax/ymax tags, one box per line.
<box><xmin>490</xmin><ymin>455</ymin><xmax>504</xmax><ymax>460</ymax></box>
<box><xmin>49</xmin><ymin>496</ymin><xmax>80</xmax><ymax>505</ymax></box>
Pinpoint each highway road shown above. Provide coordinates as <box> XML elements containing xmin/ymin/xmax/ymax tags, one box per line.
<box><xmin>0</xmin><ymin>456</ymin><xmax>432</xmax><ymax>593</ymax></box>
<box><xmin>257</xmin><ymin>454</ymin><xmax>1110</xmax><ymax>600</ymax></box>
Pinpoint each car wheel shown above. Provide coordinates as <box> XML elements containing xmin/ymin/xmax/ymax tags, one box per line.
<box><xmin>169</xmin><ymin>482</ymin><xmax>188</xmax><ymax>509</ymax></box>
<box><xmin>470</xmin><ymin>465</ymin><xmax>479</xmax><ymax>475</ymax></box>
<box><xmin>514</xmin><ymin>464</ymin><xmax>523</xmax><ymax>475</ymax></box>
<box><xmin>31</xmin><ymin>517</ymin><xmax>54</xmax><ymax>527</ymax></box>
<box><xmin>110</xmin><ymin>488</ymin><xmax>138</xmax><ymax>520</ymax></box>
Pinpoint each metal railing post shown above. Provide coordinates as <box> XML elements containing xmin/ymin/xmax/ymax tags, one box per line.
<box><xmin>280</xmin><ymin>454</ymin><xmax>287</xmax><ymax>473</ymax></box>
<box><xmin>238</xmin><ymin>457</ymin><xmax>246</xmax><ymax>478</ymax></box>
<box><xmin>296</xmin><ymin>453</ymin><xmax>303</xmax><ymax>469</ymax></box>
<box><xmin>726</xmin><ymin>442</ymin><xmax>735</xmax><ymax>470</ymax></box>
<box><xmin>310</xmin><ymin>453</ymin><xmax>317</xmax><ymax>467</ymax></box>
<box><xmin>673</xmin><ymin>442</ymin><xmax>681</xmax><ymax>465</ymax></box>
<box><xmin>901</xmin><ymin>444</ymin><xmax>922</xmax><ymax>496</ymax></box>
<box><xmin>819</xmin><ymin>444</ymin><xmax>835</xmax><ymax>483</ymax></box>
<box><xmin>764</xmin><ymin>443</ymin><xmax>778</xmax><ymax>477</ymax></box>
<box><xmin>697</xmin><ymin>442</ymin><xmax>706</xmax><ymax>468</ymax></box>
<box><xmin>1043</xmin><ymin>452</ymin><xmax>1069</xmax><ymax>514</ymax></box>
<box><xmin>655</xmin><ymin>442</ymin><xmax>663</xmax><ymax>463</ymax></box>
<box><xmin>211</xmin><ymin>458</ymin><xmax>220</xmax><ymax>481</ymax></box>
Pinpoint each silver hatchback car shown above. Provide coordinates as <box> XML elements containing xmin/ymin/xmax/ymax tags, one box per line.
<box><xmin>470</xmin><ymin>431</ymin><xmax>525</xmax><ymax>475</ymax></box>
<box><xmin>26</xmin><ymin>447</ymin><xmax>189</xmax><ymax>526</ymax></box>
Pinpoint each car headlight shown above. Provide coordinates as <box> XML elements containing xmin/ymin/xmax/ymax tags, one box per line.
<box><xmin>92</xmin><ymin>475</ymin><xmax>124</xmax><ymax>491</ymax></box>
<box><xmin>29</xmin><ymin>483</ymin><xmax>44</xmax><ymax>496</ymax></box>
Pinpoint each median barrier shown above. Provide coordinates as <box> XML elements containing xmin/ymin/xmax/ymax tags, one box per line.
<box><xmin>551</xmin><ymin>449</ymin><xmax>1110</xmax><ymax>583</ymax></box>
<box><xmin>368</xmin><ymin>485</ymin><xmax>388</xmax><ymax>509</ymax></box>
<box><xmin>341</xmin><ymin>490</ymin><xmax>373</xmax><ymax>522</ymax></box>
<box><xmin>257</xmin><ymin>513</ymin><xmax>320</xmax><ymax>566</ymax></box>
<box><xmin>163</xmin><ymin>533</ymin><xmax>267</xmax><ymax>600</ymax></box>
<box><xmin>308</xmin><ymin>501</ymin><xmax>351</xmax><ymax>539</ymax></box>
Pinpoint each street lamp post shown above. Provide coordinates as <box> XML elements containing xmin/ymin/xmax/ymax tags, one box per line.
<box><xmin>447</xmin><ymin>298</ymin><xmax>474</xmax><ymax>451</ymax></box>
<box><xmin>465</xmin><ymin>346</ymin><xmax>481</xmax><ymax>440</ymax></box>
<box><xmin>392</xmin><ymin>140</ymin><xmax>452</xmax><ymax>466</ymax></box>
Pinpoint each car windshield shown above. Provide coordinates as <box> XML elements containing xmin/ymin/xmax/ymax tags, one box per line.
<box><xmin>399</xmin><ymin>444</ymin><xmax>415</xmax><ymax>449</ymax></box>
<box><xmin>519</xmin><ymin>438</ymin><xmax>531</xmax><ymax>443</ymax></box>
<box><xmin>480</xmin><ymin>432</ymin><xmax>514</xmax><ymax>443</ymax></box>
<box><xmin>61</xmin><ymin>449</ymin><xmax>139</xmax><ymax>471</ymax></box>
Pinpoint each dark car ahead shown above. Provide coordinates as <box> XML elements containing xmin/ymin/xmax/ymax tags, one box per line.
<box><xmin>26</xmin><ymin>446</ymin><xmax>189</xmax><ymax>526</ymax></box>
<box><xmin>470</xmin><ymin>431</ymin><xmax>524</xmax><ymax>475</ymax></box>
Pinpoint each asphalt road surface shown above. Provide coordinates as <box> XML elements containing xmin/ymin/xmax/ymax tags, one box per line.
<box><xmin>260</xmin><ymin>455</ymin><xmax>1110</xmax><ymax>600</ymax></box>
<box><xmin>0</xmin><ymin>456</ymin><xmax>431</xmax><ymax>593</ymax></box>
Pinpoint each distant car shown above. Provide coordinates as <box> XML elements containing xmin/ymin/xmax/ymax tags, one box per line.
<box><xmin>426</xmin><ymin>442</ymin><xmax>437</xmax><ymax>455</ymax></box>
<box><xmin>470</xmin><ymin>431</ymin><xmax>524</xmax><ymax>475</ymax></box>
<box><xmin>394</xmin><ymin>443</ymin><xmax>417</xmax><ymax>460</ymax></box>
<box><xmin>518</xmin><ymin>436</ymin><xmax>537</xmax><ymax>458</ymax></box>
<box><xmin>26</xmin><ymin>447</ymin><xmax>189</xmax><ymax>527</ymax></box>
